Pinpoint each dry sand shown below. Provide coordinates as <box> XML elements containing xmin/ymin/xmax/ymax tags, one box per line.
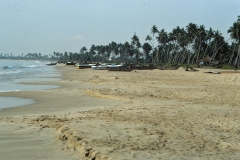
<box><xmin>0</xmin><ymin>65</ymin><xmax>240</xmax><ymax>160</ymax></box>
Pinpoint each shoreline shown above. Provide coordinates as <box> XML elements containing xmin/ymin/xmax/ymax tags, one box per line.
<box><xmin>0</xmin><ymin>60</ymin><xmax>61</xmax><ymax>110</ymax></box>
<box><xmin>0</xmin><ymin>64</ymin><xmax>125</xmax><ymax>116</ymax></box>
<box><xmin>0</xmin><ymin>65</ymin><xmax>240</xmax><ymax>159</ymax></box>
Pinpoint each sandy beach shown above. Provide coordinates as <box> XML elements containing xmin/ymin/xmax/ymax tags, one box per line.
<box><xmin>0</xmin><ymin>64</ymin><xmax>240</xmax><ymax>159</ymax></box>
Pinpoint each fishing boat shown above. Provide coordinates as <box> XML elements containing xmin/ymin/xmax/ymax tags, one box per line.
<box><xmin>75</xmin><ymin>63</ymin><xmax>96</xmax><ymax>69</ymax></box>
<box><xmin>107</xmin><ymin>64</ymin><xmax>133</xmax><ymax>72</ymax></box>
<box><xmin>66</xmin><ymin>62</ymin><xmax>75</xmax><ymax>65</ymax></box>
<box><xmin>91</xmin><ymin>63</ymin><xmax>108</xmax><ymax>70</ymax></box>
<box><xmin>133</xmin><ymin>64</ymin><xmax>156</xmax><ymax>70</ymax></box>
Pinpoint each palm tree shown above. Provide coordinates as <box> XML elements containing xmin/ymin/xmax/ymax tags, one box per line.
<box><xmin>80</xmin><ymin>46</ymin><xmax>87</xmax><ymax>54</ymax></box>
<box><xmin>195</xmin><ymin>25</ymin><xmax>207</xmax><ymax>63</ymax></box>
<box><xmin>145</xmin><ymin>35</ymin><xmax>153</xmax><ymax>45</ymax></box>
<box><xmin>151</xmin><ymin>25</ymin><xmax>159</xmax><ymax>49</ymax></box>
<box><xmin>228</xmin><ymin>42</ymin><xmax>238</xmax><ymax>65</ymax></box>
<box><xmin>150</xmin><ymin>25</ymin><xmax>159</xmax><ymax>62</ymax></box>
<box><xmin>169</xmin><ymin>26</ymin><xmax>185</xmax><ymax>63</ymax></box>
<box><xmin>156</xmin><ymin>29</ymin><xmax>168</xmax><ymax>63</ymax></box>
<box><xmin>79</xmin><ymin>46</ymin><xmax>88</xmax><ymax>62</ymax></box>
<box><xmin>110</xmin><ymin>41</ymin><xmax>119</xmax><ymax>57</ymax></box>
<box><xmin>89</xmin><ymin>45</ymin><xmax>96</xmax><ymax>62</ymax></box>
<box><xmin>142</xmin><ymin>42</ymin><xmax>152</xmax><ymax>62</ymax></box>
<box><xmin>203</xmin><ymin>27</ymin><xmax>215</xmax><ymax>57</ymax></box>
<box><xmin>228</xmin><ymin>21</ymin><xmax>240</xmax><ymax>67</ymax></box>
<box><xmin>122</xmin><ymin>41</ymin><xmax>131</xmax><ymax>63</ymax></box>
<box><xmin>131</xmin><ymin>33</ymin><xmax>141</xmax><ymax>64</ymax></box>
<box><xmin>186</xmin><ymin>23</ymin><xmax>198</xmax><ymax>64</ymax></box>
<box><xmin>211</xmin><ymin>30</ymin><xmax>225</xmax><ymax>59</ymax></box>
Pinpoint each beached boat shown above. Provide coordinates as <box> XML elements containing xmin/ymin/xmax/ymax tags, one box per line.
<box><xmin>66</xmin><ymin>62</ymin><xmax>75</xmax><ymax>65</ymax></box>
<box><xmin>91</xmin><ymin>64</ymin><xmax>108</xmax><ymax>70</ymax></box>
<box><xmin>133</xmin><ymin>64</ymin><xmax>156</xmax><ymax>70</ymax></box>
<box><xmin>107</xmin><ymin>64</ymin><xmax>133</xmax><ymax>72</ymax></box>
<box><xmin>75</xmin><ymin>63</ymin><xmax>96</xmax><ymax>69</ymax></box>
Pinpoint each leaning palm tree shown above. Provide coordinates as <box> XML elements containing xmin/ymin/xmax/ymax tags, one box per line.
<box><xmin>186</xmin><ymin>23</ymin><xmax>198</xmax><ymax>63</ymax></box>
<box><xmin>228</xmin><ymin>21</ymin><xmax>240</xmax><ymax>67</ymax></box>
<box><xmin>195</xmin><ymin>25</ymin><xmax>207</xmax><ymax>63</ymax></box>
<box><xmin>203</xmin><ymin>27</ymin><xmax>215</xmax><ymax>58</ymax></box>
<box><xmin>211</xmin><ymin>30</ymin><xmax>226</xmax><ymax>59</ymax></box>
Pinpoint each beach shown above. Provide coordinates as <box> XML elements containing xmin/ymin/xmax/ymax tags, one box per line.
<box><xmin>0</xmin><ymin>64</ymin><xmax>240</xmax><ymax>159</ymax></box>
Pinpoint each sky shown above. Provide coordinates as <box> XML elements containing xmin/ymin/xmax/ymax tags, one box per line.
<box><xmin>0</xmin><ymin>0</ymin><xmax>239</xmax><ymax>56</ymax></box>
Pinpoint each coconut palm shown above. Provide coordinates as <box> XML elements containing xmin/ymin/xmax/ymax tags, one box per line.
<box><xmin>131</xmin><ymin>33</ymin><xmax>141</xmax><ymax>64</ymax></box>
<box><xmin>186</xmin><ymin>23</ymin><xmax>198</xmax><ymax>63</ymax></box>
<box><xmin>151</xmin><ymin>25</ymin><xmax>159</xmax><ymax>49</ymax></box>
<box><xmin>142</xmin><ymin>42</ymin><xmax>152</xmax><ymax>62</ymax></box>
<box><xmin>203</xmin><ymin>27</ymin><xmax>215</xmax><ymax>58</ymax></box>
<box><xmin>195</xmin><ymin>25</ymin><xmax>207</xmax><ymax>63</ymax></box>
<box><xmin>89</xmin><ymin>45</ymin><xmax>96</xmax><ymax>62</ymax></box>
<box><xmin>150</xmin><ymin>25</ymin><xmax>159</xmax><ymax>62</ymax></box>
<box><xmin>156</xmin><ymin>29</ymin><xmax>168</xmax><ymax>63</ymax></box>
<box><xmin>228</xmin><ymin>21</ymin><xmax>240</xmax><ymax>67</ymax></box>
<box><xmin>211</xmin><ymin>30</ymin><xmax>225</xmax><ymax>59</ymax></box>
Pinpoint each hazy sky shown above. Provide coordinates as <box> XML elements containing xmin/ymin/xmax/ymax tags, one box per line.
<box><xmin>0</xmin><ymin>0</ymin><xmax>239</xmax><ymax>56</ymax></box>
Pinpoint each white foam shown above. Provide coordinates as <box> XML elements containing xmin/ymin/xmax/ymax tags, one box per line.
<box><xmin>0</xmin><ymin>69</ymin><xmax>25</xmax><ymax>75</ymax></box>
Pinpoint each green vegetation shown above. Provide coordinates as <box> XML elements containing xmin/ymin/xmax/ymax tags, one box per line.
<box><xmin>1</xmin><ymin>17</ymin><xmax>240</xmax><ymax>68</ymax></box>
<box><xmin>0</xmin><ymin>52</ymin><xmax>59</xmax><ymax>61</ymax></box>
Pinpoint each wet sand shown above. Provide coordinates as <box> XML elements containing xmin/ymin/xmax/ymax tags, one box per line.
<box><xmin>0</xmin><ymin>64</ymin><xmax>240</xmax><ymax>159</ymax></box>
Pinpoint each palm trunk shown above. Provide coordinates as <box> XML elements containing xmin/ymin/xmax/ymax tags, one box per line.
<box><xmin>173</xmin><ymin>52</ymin><xmax>180</xmax><ymax>64</ymax></box>
<box><xmin>159</xmin><ymin>47</ymin><xmax>164</xmax><ymax>64</ymax></box>
<box><xmin>212</xmin><ymin>42</ymin><xmax>218</xmax><ymax>58</ymax></box>
<box><xmin>236</xmin><ymin>45</ymin><xmax>240</xmax><ymax>68</ymax></box>
<box><xmin>181</xmin><ymin>50</ymin><xmax>187</xmax><ymax>63</ymax></box>
<box><xmin>196</xmin><ymin>36</ymin><xmax>202</xmax><ymax>63</ymax></box>
<box><xmin>213</xmin><ymin>38</ymin><xmax>230</xmax><ymax>59</ymax></box>
<box><xmin>166</xmin><ymin>46</ymin><xmax>171</xmax><ymax>63</ymax></box>
<box><xmin>228</xmin><ymin>43</ymin><xmax>236</xmax><ymax>65</ymax></box>
<box><xmin>185</xmin><ymin>51</ymin><xmax>191</xmax><ymax>71</ymax></box>
<box><xmin>203</xmin><ymin>45</ymin><xmax>209</xmax><ymax>58</ymax></box>
<box><xmin>157</xmin><ymin>46</ymin><xmax>160</xmax><ymax>64</ymax></box>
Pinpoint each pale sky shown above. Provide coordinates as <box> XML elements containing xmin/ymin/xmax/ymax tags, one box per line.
<box><xmin>0</xmin><ymin>0</ymin><xmax>239</xmax><ymax>56</ymax></box>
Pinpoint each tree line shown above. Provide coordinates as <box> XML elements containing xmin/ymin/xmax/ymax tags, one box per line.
<box><xmin>2</xmin><ymin>17</ymin><xmax>240</xmax><ymax>67</ymax></box>
<box><xmin>0</xmin><ymin>52</ymin><xmax>59</xmax><ymax>60</ymax></box>
<box><xmin>56</xmin><ymin>18</ymin><xmax>240</xmax><ymax>67</ymax></box>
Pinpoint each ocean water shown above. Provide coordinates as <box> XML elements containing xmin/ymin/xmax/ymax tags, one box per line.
<box><xmin>0</xmin><ymin>59</ymin><xmax>61</xmax><ymax>110</ymax></box>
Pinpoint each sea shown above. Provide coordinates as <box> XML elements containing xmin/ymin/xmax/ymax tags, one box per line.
<box><xmin>0</xmin><ymin>59</ymin><xmax>61</xmax><ymax>110</ymax></box>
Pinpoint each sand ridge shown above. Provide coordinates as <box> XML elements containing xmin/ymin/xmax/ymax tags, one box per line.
<box><xmin>0</xmin><ymin>65</ymin><xmax>240</xmax><ymax>159</ymax></box>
